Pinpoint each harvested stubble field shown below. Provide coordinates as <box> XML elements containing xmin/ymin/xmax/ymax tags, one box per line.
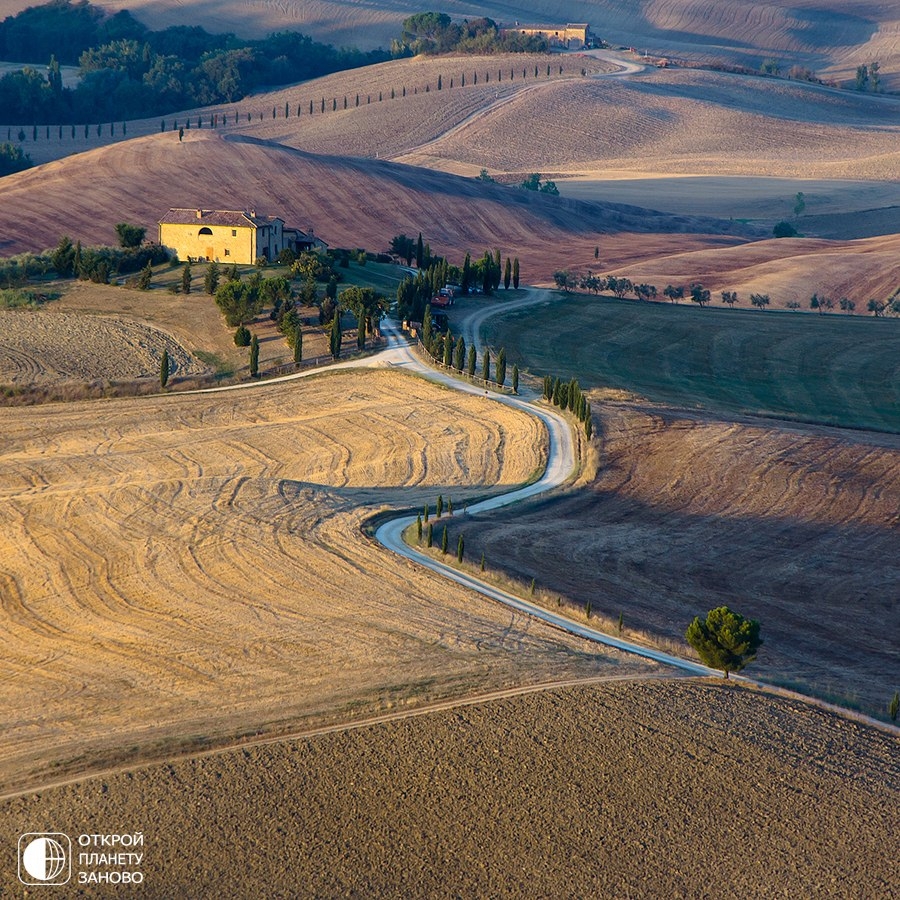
<box><xmin>0</xmin><ymin>129</ymin><xmax>747</xmax><ymax>280</ymax></box>
<box><xmin>450</xmin><ymin>402</ymin><xmax>900</xmax><ymax>714</ymax></box>
<box><xmin>484</xmin><ymin>293</ymin><xmax>900</xmax><ymax>431</ymax></box>
<box><xmin>4</xmin><ymin>53</ymin><xmax>606</xmax><ymax>167</ymax></box>
<box><xmin>0</xmin><ymin>309</ymin><xmax>205</xmax><ymax>385</ymax></box>
<box><xmin>0</xmin><ymin>368</ymin><xmax>662</xmax><ymax>790</ymax></box>
<box><xmin>395</xmin><ymin>67</ymin><xmax>900</xmax><ymax>181</ymax></box>
<box><xmin>1</xmin><ymin>680</ymin><xmax>896</xmax><ymax>896</ymax></box>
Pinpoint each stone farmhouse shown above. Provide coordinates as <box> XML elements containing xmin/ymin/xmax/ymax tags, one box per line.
<box><xmin>158</xmin><ymin>208</ymin><xmax>325</xmax><ymax>265</ymax></box>
<box><xmin>501</xmin><ymin>23</ymin><xmax>592</xmax><ymax>50</ymax></box>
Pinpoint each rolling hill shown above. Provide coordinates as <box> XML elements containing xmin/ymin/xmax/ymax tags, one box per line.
<box><xmin>0</xmin><ymin>128</ymin><xmax>750</xmax><ymax>277</ymax></box>
<box><xmin>2</xmin><ymin>0</ymin><xmax>899</xmax><ymax>87</ymax></box>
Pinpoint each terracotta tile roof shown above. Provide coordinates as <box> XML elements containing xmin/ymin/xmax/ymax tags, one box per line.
<box><xmin>158</xmin><ymin>208</ymin><xmax>283</xmax><ymax>228</ymax></box>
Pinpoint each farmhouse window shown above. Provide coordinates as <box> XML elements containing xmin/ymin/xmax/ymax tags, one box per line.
<box><xmin>224</xmin><ymin>248</ymin><xmax>230</xmax><ymax>256</ymax></box>
<box><xmin>198</xmin><ymin>227</ymin><xmax>213</xmax><ymax>235</ymax></box>
<box><xmin>232</xmin><ymin>230</ymin><xmax>237</xmax><ymax>236</ymax></box>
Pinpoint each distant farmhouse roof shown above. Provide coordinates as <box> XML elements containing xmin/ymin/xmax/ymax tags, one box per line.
<box><xmin>158</xmin><ymin>208</ymin><xmax>282</xmax><ymax>228</ymax></box>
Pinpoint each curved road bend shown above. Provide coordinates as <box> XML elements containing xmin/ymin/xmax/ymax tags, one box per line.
<box><xmin>181</xmin><ymin>302</ymin><xmax>717</xmax><ymax>676</ymax></box>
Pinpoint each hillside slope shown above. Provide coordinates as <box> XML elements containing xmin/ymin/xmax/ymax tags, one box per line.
<box><xmin>0</xmin><ymin>129</ymin><xmax>749</xmax><ymax>274</ymax></box>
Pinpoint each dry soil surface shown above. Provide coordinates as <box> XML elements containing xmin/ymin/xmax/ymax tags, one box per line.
<box><xmin>0</xmin><ymin>310</ymin><xmax>205</xmax><ymax>385</ymax></box>
<box><xmin>455</xmin><ymin>402</ymin><xmax>900</xmax><ymax>714</ymax></box>
<box><xmin>1</xmin><ymin>679</ymin><xmax>896</xmax><ymax>896</ymax></box>
<box><xmin>0</xmin><ymin>368</ymin><xmax>660</xmax><ymax>791</ymax></box>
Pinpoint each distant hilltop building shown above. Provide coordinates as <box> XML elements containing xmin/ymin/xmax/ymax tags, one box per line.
<box><xmin>501</xmin><ymin>23</ymin><xmax>592</xmax><ymax>50</ymax></box>
<box><xmin>158</xmin><ymin>208</ymin><xmax>326</xmax><ymax>265</ymax></box>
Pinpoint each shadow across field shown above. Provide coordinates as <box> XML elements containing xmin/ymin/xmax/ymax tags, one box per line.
<box><xmin>447</xmin><ymin>485</ymin><xmax>898</xmax><ymax>714</ymax></box>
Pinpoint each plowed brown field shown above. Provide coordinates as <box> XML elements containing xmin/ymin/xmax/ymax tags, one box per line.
<box><xmin>1</xmin><ymin>680</ymin><xmax>896</xmax><ymax>896</ymax></box>
<box><xmin>455</xmin><ymin>402</ymin><xmax>900</xmax><ymax>714</ymax></box>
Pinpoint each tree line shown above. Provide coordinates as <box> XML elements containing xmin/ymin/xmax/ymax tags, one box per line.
<box><xmin>0</xmin><ymin>1</ymin><xmax>578</xmax><ymax>127</ymax></box>
<box><xmin>555</xmin><ymin>269</ymin><xmax>900</xmax><ymax>316</ymax></box>
<box><xmin>391</xmin><ymin>12</ymin><xmax>548</xmax><ymax>56</ymax></box>
<box><xmin>0</xmin><ymin>0</ymin><xmax>387</xmax><ymax>123</ymax></box>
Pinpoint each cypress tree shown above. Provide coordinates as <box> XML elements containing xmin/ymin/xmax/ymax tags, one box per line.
<box><xmin>493</xmin><ymin>249</ymin><xmax>502</xmax><ymax>290</ymax></box>
<box><xmin>159</xmin><ymin>349</ymin><xmax>169</xmax><ymax>388</ymax></box>
<box><xmin>422</xmin><ymin>304</ymin><xmax>432</xmax><ymax>347</ymax></box>
<box><xmin>512</xmin><ymin>364</ymin><xmax>519</xmax><ymax>394</ymax></box>
<box><xmin>137</xmin><ymin>261</ymin><xmax>152</xmax><ymax>290</ymax></box>
<box><xmin>293</xmin><ymin>326</ymin><xmax>302</xmax><ymax>364</ymax></box>
<box><xmin>330</xmin><ymin>309</ymin><xmax>342</xmax><ymax>358</ymax></box>
<box><xmin>181</xmin><ymin>261</ymin><xmax>192</xmax><ymax>294</ymax></box>
<box><xmin>249</xmin><ymin>333</ymin><xmax>259</xmax><ymax>376</ymax></box>
<box><xmin>427</xmin><ymin>523</ymin><xmax>433</xmax><ymax>547</ymax></box>
<box><xmin>496</xmin><ymin>347</ymin><xmax>506</xmax><ymax>386</ymax></box>
<box><xmin>457</xmin><ymin>533</ymin><xmax>464</xmax><ymax>562</ymax></box>
<box><xmin>585</xmin><ymin>417</ymin><xmax>593</xmax><ymax>439</ymax></box>
<box><xmin>437</xmin><ymin>74</ymin><xmax>442</xmax><ymax>90</ymax></box>
<box><xmin>461</xmin><ymin>252</ymin><xmax>471</xmax><ymax>294</ymax></box>
<box><xmin>357</xmin><ymin>316</ymin><xmax>365</xmax><ymax>349</ymax></box>
<box><xmin>467</xmin><ymin>344</ymin><xmax>476</xmax><ymax>377</ymax></box>
<box><xmin>443</xmin><ymin>329</ymin><xmax>453</xmax><ymax>366</ymax></box>
<box><xmin>441</xmin><ymin>525</ymin><xmax>448</xmax><ymax>554</ymax></box>
<box><xmin>416</xmin><ymin>514</ymin><xmax>423</xmax><ymax>541</ymax></box>
<box><xmin>416</xmin><ymin>232</ymin><xmax>424</xmax><ymax>268</ymax></box>
<box><xmin>482</xmin><ymin>348</ymin><xmax>490</xmax><ymax>383</ymax></box>
<box><xmin>454</xmin><ymin>335</ymin><xmax>465</xmax><ymax>371</ymax></box>
<box><xmin>504</xmin><ymin>257</ymin><xmax>512</xmax><ymax>289</ymax></box>
<box><xmin>448</xmin><ymin>497</ymin><xmax>453</xmax><ymax>515</ymax></box>
<box><xmin>437</xmin><ymin>495</ymin><xmax>443</xmax><ymax>518</ymax></box>
<box><xmin>424</xmin><ymin>503</ymin><xmax>429</xmax><ymax>523</ymax></box>
<box><xmin>480</xmin><ymin>552</ymin><xmax>485</xmax><ymax>572</ymax></box>
<box><xmin>513</xmin><ymin>257</ymin><xmax>520</xmax><ymax>289</ymax></box>
<box><xmin>204</xmin><ymin>260</ymin><xmax>220</xmax><ymax>294</ymax></box>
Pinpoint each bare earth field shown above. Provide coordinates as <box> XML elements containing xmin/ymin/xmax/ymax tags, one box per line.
<box><xmin>0</xmin><ymin>310</ymin><xmax>205</xmax><ymax>385</ymax></box>
<box><xmin>452</xmin><ymin>402</ymin><xmax>900</xmax><ymax>714</ymax></box>
<box><xmin>0</xmin><ymin>368</ymin><xmax>664</xmax><ymax>791</ymax></box>
<box><xmin>1</xmin><ymin>680</ymin><xmax>896</xmax><ymax>896</ymax></box>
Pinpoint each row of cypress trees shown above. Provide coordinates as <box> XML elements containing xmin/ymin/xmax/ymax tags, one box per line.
<box><xmin>543</xmin><ymin>375</ymin><xmax>593</xmax><ymax>438</ymax></box>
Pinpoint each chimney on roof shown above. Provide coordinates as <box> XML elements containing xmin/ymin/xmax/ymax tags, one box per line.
<box><xmin>196</xmin><ymin>209</ymin><xmax>202</xmax><ymax>218</ymax></box>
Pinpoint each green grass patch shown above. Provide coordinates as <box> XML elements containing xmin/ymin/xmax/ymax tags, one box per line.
<box><xmin>336</xmin><ymin>259</ymin><xmax>408</xmax><ymax>294</ymax></box>
<box><xmin>0</xmin><ymin>287</ymin><xmax>60</xmax><ymax>309</ymax></box>
<box><xmin>485</xmin><ymin>295</ymin><xmax>900</xmax><ymax>432</ymax></box>
<box><xmin>193</xmin><ymin>350</ymin><xmax>234</xmax><ymax>377</ymax></box>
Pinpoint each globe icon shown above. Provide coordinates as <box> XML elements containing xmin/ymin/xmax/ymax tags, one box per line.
<box><xmin>22</xmin><ymin>836</ymin><xmax>67</xmax><ymax>882</ymax></box>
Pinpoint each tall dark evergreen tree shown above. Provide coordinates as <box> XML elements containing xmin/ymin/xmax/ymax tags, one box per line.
<box><xmin>457</xmin><ymin>533</ymin><xmax>464</xmax><ymax>562</ymax></box>
<box><xmin>443</xmin><ymin>329</ymin><xmax>453</xmax><ymax>366</ymax></box>
<box><xmin>467</xmin><ymin>344</ymin><xmax>476</xmax><ymax>377</ymax></box>
<box><xmin>416</xmin><ymin>232</ymin><xmax>424</xmax><ymax>268</ymax></box>
<box><xmin>441</xmin><ymin>525</ymin><xmax>448</xmax><ymax>554</ymax></box>
<box><xmin>293</xmin><ymin>326</ymin><xmax>302</xmax><ymax>365</ymax></box>
<box><xmin>454</xmin><ymin>335</ymin><xmax>465</xmax><ymax>371</ymax></box>
<box><xmin>204</xmin><ymin>260</ymin><xmax>220</xmax><ymax>295</ymax></box>
<box><xmin>181</xmin><ymin>261</ymin><xmax>192</xmax><ymax>294</ymax></box>
<box><xmin>496</xmin><ymin>347</ymin><xmax>506</xmax><ymax>386</ymax></box>
<box><xmin>461</xmin><ymin>252</ymin><xmax>471</xmax><ymax>294</ymax></box>
<box><xmin>330</xmin><ymin>309</ymin><xmax>342</xmax><ymax>358</ymax></box>
<box><xmin>159</xmin><ymin>349</ymin><xmax>169</xmax><ymax>388</ymax></box>
<box><xmin>249</xmin><ymin>332</ymin><xmax>259</xmax><ymax>376</ymax></box>
<box><xmin>512</xmin><ymin>364</ymin><xmax>519</xmax><ymax>394</ymax></box>
<box><xmin>513</xmin><ymin>257</ymin><xmax>520</xmax><ymax>289</ymax></box>
<box><xmin>504</xmin><ymin>257</ymin><xmax>511</xmax><ymax>290</ymax></box>
<box><xmin>482</xmin><ymin>347</ymin><xmax>490</xmax><ymax>382</ymax></box>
